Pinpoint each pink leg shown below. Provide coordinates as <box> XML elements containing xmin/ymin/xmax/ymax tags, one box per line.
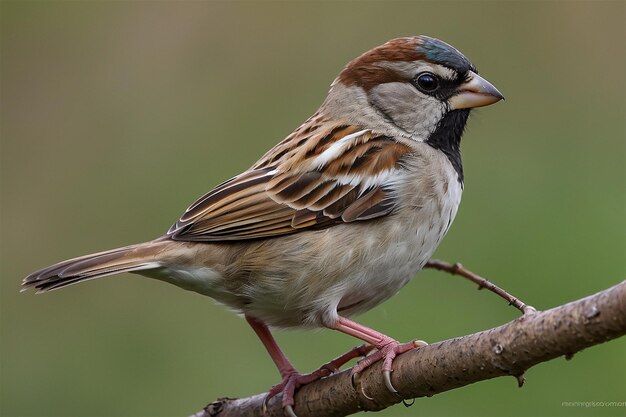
<box><xmin>330</xmin><ymin>316</ymin><xmax>427</xmax><ymax>393</ymax></box>
<box><xmin>246</xmin><ymin>315</ymin><xmax>296</xmax><ymax>378</ymax></box>
<box><xmin>246</xmin><ymin>315</ymin><xmax>372</xmax><ymax>416</ymax></box>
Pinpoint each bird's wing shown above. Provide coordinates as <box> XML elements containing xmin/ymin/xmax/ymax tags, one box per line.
<box><xmin>167</xmin><ymin>126</ymin><xmax>412</xmax><ymax>242</ymax></box>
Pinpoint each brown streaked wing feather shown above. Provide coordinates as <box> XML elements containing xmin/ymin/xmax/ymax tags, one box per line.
<box><xmin>341</xmin><ymin>188</ymin><xmax>387</xmax><ymax>222</ymax></box>
<box><xmin>168</xmin><ymin>128</ymin><xmax>412</xmax><ymax>242</ymax></box>
<box><xmin>178</xmin><ymin>169</ymin><xmax>273</xmax><ymax>223</ymax></box>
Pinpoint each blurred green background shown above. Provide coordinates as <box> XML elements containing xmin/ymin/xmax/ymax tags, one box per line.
<box><xmin>1</xmin><ymin>1</ymin><xmax>625</xmax><ymax>416</ymax></box>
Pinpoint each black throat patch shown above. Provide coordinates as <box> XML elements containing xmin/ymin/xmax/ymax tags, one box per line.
<box><xmin>425</xmin><ymin>109</ymin><xmax>470</xmax><ymax>183</ymax></box>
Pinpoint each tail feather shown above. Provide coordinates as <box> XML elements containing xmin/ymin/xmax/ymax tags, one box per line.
<box><xmin>23</xmin><ymin>242</ymin><xmax>164</xmax><ymax>293</ymax></box>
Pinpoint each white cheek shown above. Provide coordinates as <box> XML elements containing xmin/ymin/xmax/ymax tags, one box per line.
<box><xmin>369</xmin><ymin>82</ymin><xmax>445</xmax><ymax>140</ymax></box>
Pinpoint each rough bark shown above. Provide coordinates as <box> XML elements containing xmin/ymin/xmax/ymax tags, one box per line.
<box><xmin>191</xmin><ymin>280</ymin><xmax>626</xmax><ymax>417</ymax></box>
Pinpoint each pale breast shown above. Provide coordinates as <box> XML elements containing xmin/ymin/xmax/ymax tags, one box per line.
<box><xmin>326</xmin><ymin>147</ymin><xmax>463</xmax><ymax>322</ymax></box>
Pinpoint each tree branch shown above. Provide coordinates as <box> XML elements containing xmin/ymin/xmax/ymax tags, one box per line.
<box><xmin>191</xmin><ymin>280</ymin><xmax>626</xmax><ymax>417</ymax></box>
<box><xmin>424</xmin><ymin>259</ymin><xmax>537</xmax><ymax>314</ymax></box>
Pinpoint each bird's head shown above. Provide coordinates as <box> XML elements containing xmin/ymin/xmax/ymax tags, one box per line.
<box><xmin>326</xmin><ymin>35</ymin><xmax>504</xmax><ymax>143</ymax></box>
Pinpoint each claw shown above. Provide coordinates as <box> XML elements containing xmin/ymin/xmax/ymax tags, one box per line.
<box><xmin>360</xmin><ymin>384</ymin><xmax>375</xmax><ymax>401</ymax></box>
<box><xmin>414</xmin><ymin>339</ymin><xmax>429</xmax><ymax>348</ymax></box>
<box><xmin>284</xmin><ymin>404</ymin><xmax>298</xmax><ymax>417</ymax></box>
<box><xmin>383</xmin><ymin>369</ymin><xmax>398</xmax><ymax>393</ymax></box>
<box><xmin>262</xmin><ymin>394</ymin><xmax>269</xmax><ymax>414</ymax></box>
<box><xmin>350</xmin><ymin>370</ymin><xmax>374</xmax><ymax>400</ymax></box>
<box><xmin>349</xmin><ymin>339</ymin><xmax>428</xmax><ymax>397</ymax></box>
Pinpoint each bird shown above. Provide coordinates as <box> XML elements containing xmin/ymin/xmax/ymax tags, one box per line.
<box><xmin>23</xmin><ymin>35</ymin><xmax>504</xmax><ymax>416</ymax></box>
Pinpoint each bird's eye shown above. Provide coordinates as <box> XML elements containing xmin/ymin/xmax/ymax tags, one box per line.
<box><xmin>415</xmin><ymin>73</ymin><xmax>439</xmax><ymax>92</ymax></box>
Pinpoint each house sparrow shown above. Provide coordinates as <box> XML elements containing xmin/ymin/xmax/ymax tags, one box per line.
<box><xmin>23</xmin><ymin>36</ymin><xmax>503</xmax><ymax>416</ymax></box>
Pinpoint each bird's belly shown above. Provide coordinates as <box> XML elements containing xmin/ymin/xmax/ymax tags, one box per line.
<box><xmin>239</xmin><ymin>198</ymin><xmax>459</xmax><ymax>328</ymax></box>
<box><xmin>332</xmin><ymin>215</ymin><xmax>451</xmax><ymax>319</ymax></box>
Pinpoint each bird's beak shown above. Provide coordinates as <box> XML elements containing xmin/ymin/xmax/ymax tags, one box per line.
<box><xmin>448</xmin><ymin>71</ymin><xmax>504</xmax><ymax>110</ymax></box>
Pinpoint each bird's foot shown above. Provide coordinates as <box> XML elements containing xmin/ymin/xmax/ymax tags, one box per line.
<box><xmin>351</xmin><ymin>338</ymin><xmax>428</xmax><ymax>394</ymax></box>
<box><xmin>263</xmin><ymin>370</ymin><xmax>322</xmax><ymax>417</ymax></box>
<box><xmin>264</xmin><ymin>344</ymin><xmax>374</xmax><ymax>416</ymax></box>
